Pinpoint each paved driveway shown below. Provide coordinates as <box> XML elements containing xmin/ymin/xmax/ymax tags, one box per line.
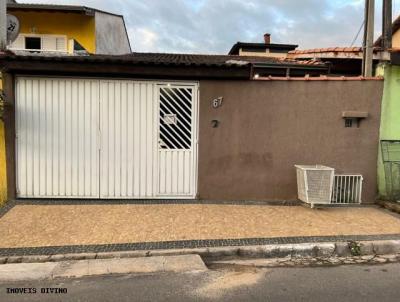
<box><xmin>0</xmin><ymin>203</ymin><xmax>399</xmax><ymax>248</ymax></box>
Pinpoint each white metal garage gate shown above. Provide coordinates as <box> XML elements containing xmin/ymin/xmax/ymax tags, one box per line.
<box><xmin>15</xmin><ymin>77</ymin><xmax>199</xmax><ymax>199</ymax></box>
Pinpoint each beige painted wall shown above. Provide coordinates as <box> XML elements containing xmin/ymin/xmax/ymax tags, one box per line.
<box><xmin>239</xmin><ymin>49</ymin><xmax>288</xmax><ymax>58</ymax></box>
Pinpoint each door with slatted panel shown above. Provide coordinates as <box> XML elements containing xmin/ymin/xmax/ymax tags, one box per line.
<box><xmin>157</xmin><ymin>84</ymin><xmax>198</xmax><ymax>198</ymax></box>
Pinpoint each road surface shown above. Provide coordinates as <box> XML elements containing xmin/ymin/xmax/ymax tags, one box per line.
<box><xmin>1</xmin><ymin>263</ymin><xmax>399</xmax><ymax>302</ymax></box>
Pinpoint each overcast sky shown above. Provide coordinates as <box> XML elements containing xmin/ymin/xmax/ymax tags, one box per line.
<box><xmin>17</xmin><ymin>0</ymin><xmax>400</xmax><ymax>54</ymax></box>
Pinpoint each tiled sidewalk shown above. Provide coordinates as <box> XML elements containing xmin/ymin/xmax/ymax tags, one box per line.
<box><xmin>0</xmin><ymin>203</ymin><xmax>399</xmax><ymax>249</ymax></box>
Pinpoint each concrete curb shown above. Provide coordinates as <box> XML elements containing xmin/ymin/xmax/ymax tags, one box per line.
<box><xmin>0</xmin><ymin>254</ymin><xmax>207</xmax><ymax>282</ymax></box>
<box><xmin>1</xmin><ymin>240</ymin><xmax>400</xmax><ymax>265</ymax></box>
<box><xmin>377</xmin><ymin>200</ymin><xmax>400</xmax><ymax>215</ymax></box>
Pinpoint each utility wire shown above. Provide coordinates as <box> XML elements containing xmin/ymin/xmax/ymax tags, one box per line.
<box><xmin>350</xmin><ymin>20</ymin><xmax>365</xmax><ymax>47</ymax></box>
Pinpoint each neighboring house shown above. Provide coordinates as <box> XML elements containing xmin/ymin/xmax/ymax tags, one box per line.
<box><xmin>376</xmin><ymin>52</ymin><xmax>400</xmax><ymax>200</ymax></box>
<box><xmin>228</xmin><ymin>33</ymin><xmax>298</xmax><ymax>58</ymax></box>
<box><xmin>0</xmin><ymin>1</ymin><xmax>131</xmax><ymax>206</ymax></box>
<box><xmin>373</xmin><ymin>15</ymin><xmax>400</xmax><ymax>201</ymax></box>
<box><xmin>228</xmin><ymin>38</ymin><xmax>382</xmax><ymax>76</ymax></box>
<box><xmin>227</xmin><ymin>34</ymin><xmax>327</xmax><ymax>77</ymax></box>
<box><xmin>375</xmin><ymin>14</ymin><xmax>400</xmax><ymax>49</ymax></box>
<box><xmin>0</xmin><ymin>51</ymin><xmax>381</xmax><ymax>203</ymax></box>
<box><xmin>6</xmin><ymin>1</ymin><xmax>131</xmax><ymax>55</ymax></box>
<box><xmin>288</xmin><ymin>47</ymin><xmax>384</xmax><ymax>76</ymax></box>
<box><xmin>376</xmin><ymin>60</ymin><xmax>400</xmax><ymax>201</ymax></box>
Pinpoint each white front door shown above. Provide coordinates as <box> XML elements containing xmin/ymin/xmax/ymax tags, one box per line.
<box><xmin>157</xmin><ymin>85</ymin><xmax>198</xmax><ymax>198</ymax></box>
<box><xmin>16</xmin><ymin>77</ymin><xmax>198</xmax><ymax>199</ymax></box>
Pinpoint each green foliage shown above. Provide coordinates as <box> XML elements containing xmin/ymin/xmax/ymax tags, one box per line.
<box><xmin>348</xmin><ymin>241</ymin><xmax>361</xmax><ymax>256</ymax></box>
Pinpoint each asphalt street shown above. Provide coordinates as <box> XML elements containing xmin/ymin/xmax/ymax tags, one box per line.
<box><xmin>1</xmin><ymin>263</ymin><xmax>399</xmax><ymax>302</ymax></box>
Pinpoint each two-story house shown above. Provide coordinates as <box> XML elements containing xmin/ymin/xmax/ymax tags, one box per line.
<box><xmin>6</xmin><ymin>0</ymin><xmax>131</xmax><ymax>54</ymax></box>
<box><xmin>0</xmin><ymin>1</ymin><xmax>132</xmax><ymax>205</ymax></box>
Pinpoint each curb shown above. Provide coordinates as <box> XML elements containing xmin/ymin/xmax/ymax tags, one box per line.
<box><xmin>1</xmin><ymin>240</ymin><xmax>400</xmax><ymax>265</ymax></box>
<box><xmin>0</xmin><ymin>255</ymin><xmax>208</xmax><ymax>282</ymax></box>
<box><xmin>377</xmin><ymin>200</ymin><xmax>400</xmax><ymax>215</ymax></box>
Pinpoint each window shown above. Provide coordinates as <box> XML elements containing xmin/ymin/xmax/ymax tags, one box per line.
<box><xmin>8</xmin><ymin>34</ymin><xmax>68</xmax><ymax>53</ymax></box>
<box><xmin>25</xmin><ymin>37</ymin><xmax>41</xmax><ymax>50</ymax></box>
<box><xmin>345</xmin><ymin>118</ymin><xmax>353</xmax><ymax>128</ymax></box>
<box><xmin>344</xmin><ymin>118</ymin><xmax>360</xmax><ymax>128</ymax></box>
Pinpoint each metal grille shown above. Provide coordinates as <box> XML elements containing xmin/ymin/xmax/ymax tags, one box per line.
<box><xmin>295</xmin><ymin>165</ymin><xmax>334</xmax><ymax>205</ymax></box>
<box><xmin>157</xmin><ymin>84</ymin><xmax>197</xmax><ymax>197</ymax></box>
<box><xmin>381</xmin><ymin>140</ymin><xmax>400</xmax><ymax>200</ymax></box>
<box><xmin>331</xmin><ymin>175</ymin><xmax>363</xmax><ymax>204</ymax></box>
<box><xmin>159</xmin><ymin>87</ymin><xmax>192</xmax><ymax>150</ymax></box>
<box><xmin>306</xmin><ymin>170</ymin><xmax>333</xmax><ymax>203</ymax></box>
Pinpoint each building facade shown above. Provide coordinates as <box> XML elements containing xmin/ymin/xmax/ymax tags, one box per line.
<box><xmin>228</xmin><ymin>34</ymin><xmax>298</xmax><ymax>58</ymax></box>
<box><xmin>0</xmin><ymin>52</ymin><xmax>382</xmax><ymax>203</ymax></box>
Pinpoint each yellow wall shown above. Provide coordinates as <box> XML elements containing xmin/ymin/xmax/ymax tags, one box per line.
<box><xmin>393</xmin><ymin>30</ymin><xmax>400</xmax><ymax>48</ymax></box>
<box><xmin>9</xmin><ymin>11</ymin><xmax>96</xmax><ymax>53</ymax></box>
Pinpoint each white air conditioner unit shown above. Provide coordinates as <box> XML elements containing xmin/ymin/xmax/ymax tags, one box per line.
<box><xmin>295</xmin><ymin>165</ymin><xmax>335</xmax><ymax>207</ymax></box>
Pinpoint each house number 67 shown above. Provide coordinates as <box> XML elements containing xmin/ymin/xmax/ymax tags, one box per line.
<box><xmin>212</xmin><ymin>97</ymin><xmax>223</xmax><ymax>109</ymax></box>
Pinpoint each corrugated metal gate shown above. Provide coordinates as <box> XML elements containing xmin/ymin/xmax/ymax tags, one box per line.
<box><xmin>15</xmin><ymin>77</ymin><xmax>198</xmax><ymax>199</ymax></box>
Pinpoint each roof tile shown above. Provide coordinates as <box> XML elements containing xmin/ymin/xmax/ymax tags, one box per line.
<box><xmin>3</xmin><ymin>51</ymin><xmax>326</xmax><ymax>67</ymax></box>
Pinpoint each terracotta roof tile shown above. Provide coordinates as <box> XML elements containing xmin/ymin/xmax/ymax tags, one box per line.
<box><xmin>289</xmin><ymin>47</ymin><xmax>364</xmax><ymax>55</ymax></box>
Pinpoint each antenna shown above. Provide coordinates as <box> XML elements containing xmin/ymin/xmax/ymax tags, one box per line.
<box><xmin>6</xmin><ymin>14</ymin><xmax>19</xmax><ymax>44</ymax></box>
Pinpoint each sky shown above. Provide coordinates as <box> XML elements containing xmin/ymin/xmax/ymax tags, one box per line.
<box><xmin>17</xmin><ymin>0</ymin><xmax>400</xmax><ymax>54</ymax></box>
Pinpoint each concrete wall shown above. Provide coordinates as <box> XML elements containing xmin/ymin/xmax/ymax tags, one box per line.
<box><xmin>377</xmin><ymin>64</ymin><xmax>400</xmax><ymax>199</ymax></box>
<box><xmin>95</xmin><ymin>12</ymin><xmax>131</xmax><ymax>55</ymax></box>
<box><xmin>198</xmin><ymin>80</ymin><xmax>383</xmax><ymax>202</ymax></box>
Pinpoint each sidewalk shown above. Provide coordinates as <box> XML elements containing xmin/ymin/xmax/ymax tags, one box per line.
<box><xmin>0</xmin><ymin>203</ymin><xmax>399</xmax><ymax>252</ymax></box>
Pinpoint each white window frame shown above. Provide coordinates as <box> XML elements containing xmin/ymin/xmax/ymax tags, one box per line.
<box><xmin>9</xmin><ymin>34</ymin><xmax>68</xmax><ymax>53</ymax></box>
